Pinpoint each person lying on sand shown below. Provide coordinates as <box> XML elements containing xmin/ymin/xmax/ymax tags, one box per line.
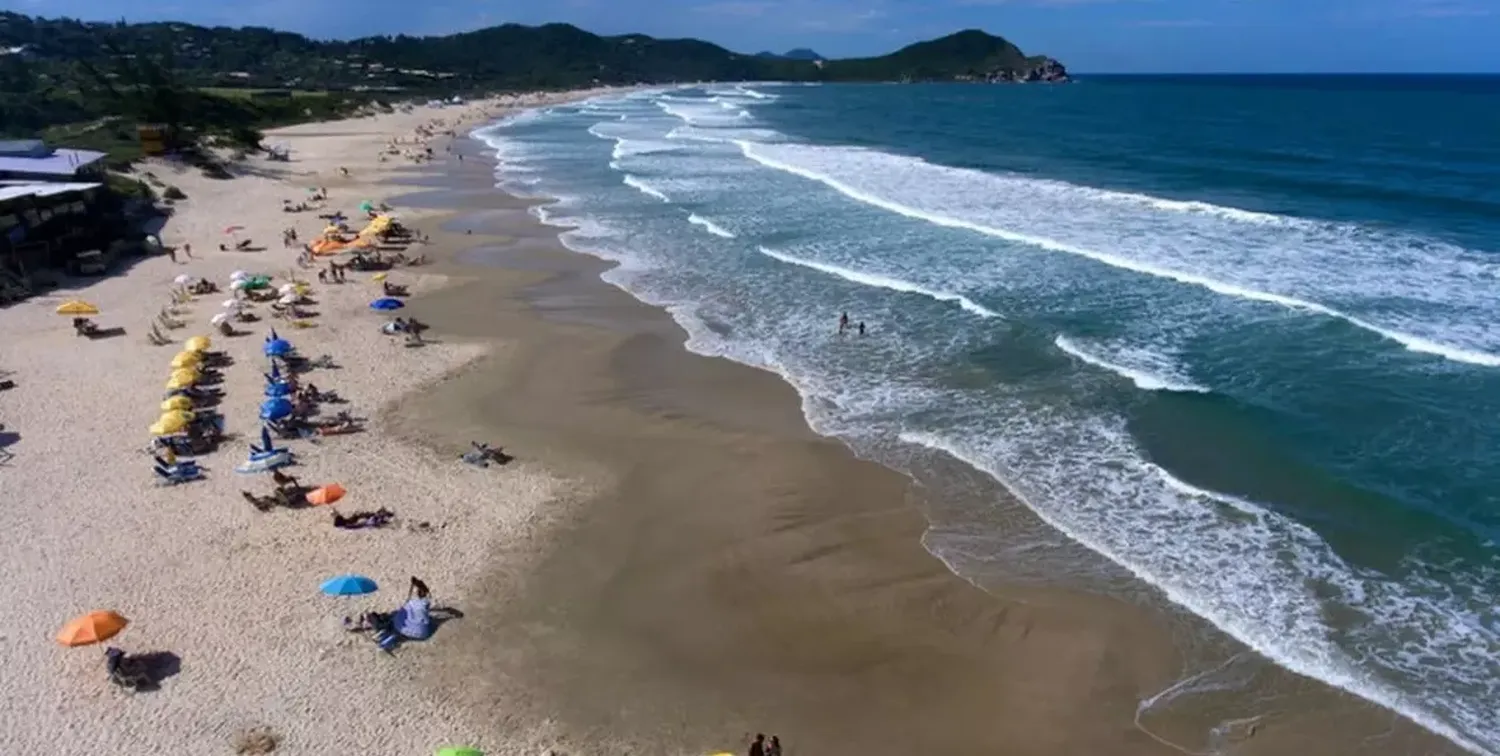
<box><xmin>331</xmin><ymin>508</ymin><xmax>394</xmax><ymax>530</ymax></box>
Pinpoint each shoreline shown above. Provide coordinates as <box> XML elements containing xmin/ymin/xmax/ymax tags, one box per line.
<box><xmin>418</xmin><ymin>108</ymin><xmax>1468</xmax><ymax>755</ymax></box>
<box><xmin>0</xmin><ymin>87</ymin><xmax>1467</xmax><ymax>756</ymax></box>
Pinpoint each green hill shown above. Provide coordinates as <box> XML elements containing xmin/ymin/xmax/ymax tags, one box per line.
<box><xmin>0</xmin><ymin>12</ymin><xmax>1068</xmax><ymax>137</ymax></box>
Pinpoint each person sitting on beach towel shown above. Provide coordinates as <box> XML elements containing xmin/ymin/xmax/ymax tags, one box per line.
<box><xmin>392</xmin><ymin>577</ymin><xmax>432</xmax><ymax>640</ymax></box>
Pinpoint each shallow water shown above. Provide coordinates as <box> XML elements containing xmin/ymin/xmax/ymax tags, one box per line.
<box><xmin>473</xmin><ymin>77</ymin><xmax>1500</xmax><ymax>754</ymax></box>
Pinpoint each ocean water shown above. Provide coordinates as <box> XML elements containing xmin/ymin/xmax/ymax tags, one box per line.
<box><xmin>472</xmin><ymin>77</ymin><xmax>1500</xmax><ymax>754</ymax></box>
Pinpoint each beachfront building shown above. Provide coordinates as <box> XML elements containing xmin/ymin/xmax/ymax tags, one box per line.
<box><xmin>0</xmin><ymin>181</ymin><xmax>136</xmax><ymax>302</ymax></box>
<box><xmin>0</xmin><ymin>140</ymin><xmax>107</xmax><ymax>183</ymax></box>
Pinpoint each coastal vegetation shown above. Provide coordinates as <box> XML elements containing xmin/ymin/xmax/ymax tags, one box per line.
<box><xmin>0</xmin><ymin>10</ymin><xmax>1069</xmax><ymax>140</ymax></box>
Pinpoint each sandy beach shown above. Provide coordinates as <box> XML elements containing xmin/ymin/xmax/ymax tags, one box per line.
<box><xmin>0</xmin><ymin>88</ymin><xmax>1467</xmax><ymax>756</ymax></box>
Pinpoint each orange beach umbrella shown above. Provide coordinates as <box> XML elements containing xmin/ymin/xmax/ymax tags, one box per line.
<box><xmin>306</xmin><ymin>483</ymin><xmax>346</xmax><ymax>506</ymax></box>
<box><xmin>56</xmin><ymin>610</ymin><xmax>128</xmax><ymax>647</ymax></box>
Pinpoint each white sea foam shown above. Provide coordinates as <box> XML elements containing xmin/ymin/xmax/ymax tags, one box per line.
<box><xmin>687</xmin><ymin>214</ymin><xmax>736</xmax><ymax>238</ymax></box>
<box><xmin>622</xmin><ymin>174</ymin><xmax>670</xmax><ymax>202</ymax></box>
<box><xmin>1054</xmin><ymin>336</ymin><xmax>1208</xmax><ymax>393</ymax></box>
<box><xmin>757</xmin><ymin>245</ymin><xmax>1000</xmax><ymax>318</ymax></box>
<box><xmin>734</xmin><ymin>140</ymin><xmax>1500</xmax><ymax>368</ymax></box>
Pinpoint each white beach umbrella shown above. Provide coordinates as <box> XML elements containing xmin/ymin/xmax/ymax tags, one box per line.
<box><xmin>230</xmin><ymin>270</ymin><xmax>249</xmax><ymax>281</ymax></box>
<box><xmin>210</xmin><ymin>312</ymin><xmax>230</xmax><ymax>325</ymax></box>
<box><xmin>231</xmin><ymin>279</ymin><xmax>250</xmax><ymax>291</ymax></box>
<box><xmin>174</xmin><ymin>274</ymin><xmax>192</xmax><ymax>285</ymax></box>
<box><xmin>278</xmin><ymin>293</ymin><xmax>298</xmax><ymax>306</ymax></box>
<box><xmin>221</xmin><ymin>299</ymin><xmax>242</xmax><ymax>310</ymax></box>
<box><xmin>278</xmin><ymin>283</ymin><xmax>297</xmax><ymax>295</ymax></box>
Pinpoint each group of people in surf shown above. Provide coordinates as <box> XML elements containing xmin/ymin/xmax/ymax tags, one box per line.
<box><xmin>837</xmin><ymin>312</ymin><xmax>865</xmax><ymax>337</ymax></box>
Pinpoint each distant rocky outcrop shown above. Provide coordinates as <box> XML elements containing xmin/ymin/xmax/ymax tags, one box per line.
<box><xmin>754</xmin><ymin>48</ymin><xmax>824</xmax><ymax>61</ymax></box>
<box><xmin>984</xmin><ymin>56</ymin><xmax>1070</xmax><ymax>83</ymax></box>
<box><xmin>820</xmin><ymin>30</ymin><xmax>1069</xmax><ymax>84</ymax></box>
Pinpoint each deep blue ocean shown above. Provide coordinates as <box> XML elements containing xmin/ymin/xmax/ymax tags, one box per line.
<box><xmin>473</xmin><ymin>76</ymin><xmax>1500</xmax><ymax>754</ymax></box>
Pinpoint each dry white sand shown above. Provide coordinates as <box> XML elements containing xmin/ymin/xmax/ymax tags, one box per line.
<box><xmin>0</xmin><ymin>91</ymin><xmax>617</xmax><ymax>755</ymax></box>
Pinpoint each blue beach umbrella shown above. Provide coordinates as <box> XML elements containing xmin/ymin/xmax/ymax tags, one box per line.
<box><xmin>369</xmin><ymin>297</ymin><xmax>404</xmax><ymax>311</ymax></box>
<box><xmin>259</xmin><ymin>397</ymin><xmax>294</xmax><ymax>421</ymax></box>
<box><xmin>264</xmin><ymin>381</ymin><xmax>293</xmax><ymax>398</ymax></box>
<box><xmin>321</xmin><ymin>574</ymin><xmax>378</xmax><ymax>596</ymax></box>
<box><xmin>267</xmin><ymin>361</ymin><xmax>282</xmax><ymax>381</ymax></box>
<box><xmin>263</xmin><ymin>338</ymin><xmax>293</xmax><ymax>357</ymax></box>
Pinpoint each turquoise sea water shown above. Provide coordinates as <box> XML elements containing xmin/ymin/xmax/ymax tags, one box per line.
<box><xmin>473</xmin><ymin>77</ymin><xmax>1500</xmax><ymax>754</ymax></box>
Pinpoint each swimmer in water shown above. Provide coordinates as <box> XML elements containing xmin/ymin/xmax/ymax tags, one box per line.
<box><xmin>838</xmin><ymin>312</ymin><xmax>849</xmax><ymax>335</ymax></box>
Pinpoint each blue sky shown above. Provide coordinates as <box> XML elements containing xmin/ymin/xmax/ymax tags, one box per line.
<box><xmin>4</xmin><ymin>0</ymin><xmax>1497</xmax><ymax>72</ymax></box>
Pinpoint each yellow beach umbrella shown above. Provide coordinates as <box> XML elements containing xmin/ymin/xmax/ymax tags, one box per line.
<box><xmin>160</xmin><ymin>409</ymin><xmax>194</xmax><ymax>425</ymax></box>
<box><xmin>184</xmin><ymin>336</ymin><xmax>212</xmax><ymax>352</ymax></box>
<box><xmin>165</xmin><ymin>375</ymin><xmax>193</xmax><ymax>391</ymax></box>
<box><xmin>169</xmin><ymin>369</ymin><xmax>199</xmax><ymax>386</ymax></box>
<box><xmin>161</xmin><ymin>396</ymin><xmax>193</xmax><ymax>412</ymax></box>
<box><xmin>170</xmin><ymin>351</ymin><xmax>201</xmax><ymax>369</ymax></box>
<box><xmin>150</xmin><ymin>414</ymin><xmax>188</xmax><ymax>436</ymax></box>
<box><xmin>55</xmin><ymin>299</ymin><xmax>99</xmax><ymax>316</ymax></box>
<box><xmin>371</xmin><ymin>272</ymin><xmax>388</xmax><ymax>282</ymax></box>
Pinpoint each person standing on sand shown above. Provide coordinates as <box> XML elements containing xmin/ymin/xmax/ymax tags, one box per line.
<box><xmin>749</xmin><ymin>733</ymin><xmax>766</xmax><ymax>756</ymax></box>
<box><xmin>766</xmin><ymin>735</ymin><xmax>782</xmax><ymax>756</ymax></box>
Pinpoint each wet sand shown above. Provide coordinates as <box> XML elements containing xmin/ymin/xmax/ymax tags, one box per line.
<box><xmin>385</xmin><ymin>136</ymin><xmax>1463</xmax><ymax>755</ymax></box>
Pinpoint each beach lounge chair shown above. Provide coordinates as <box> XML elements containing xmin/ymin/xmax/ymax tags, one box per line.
<box><xmin>154</xmin><ymin>462</ymin><xmax>204</xmax><ymax>486</ymax></box>
<box><xmin>105</xmin><ymin>648</ymin><xmax>155</xmax><ymax>691</ymax></box>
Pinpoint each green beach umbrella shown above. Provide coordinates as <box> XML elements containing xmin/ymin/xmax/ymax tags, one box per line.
<box><xmin>434</xmin><ymin>748</ymin><xmax>483</xmax><ymax>756</ymax></box>
<box><xmin>359</xmin><ymin>200</ymin><xmax>375</xmax><ymax>213</ymax></box>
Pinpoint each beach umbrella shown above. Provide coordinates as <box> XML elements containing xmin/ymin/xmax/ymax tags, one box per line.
<box><xmin>320</xmin><ymin>574</ymin><xmax>377</xmax><ymax>596</ymax></box>
<box><xmin>174</xmin><ymin>274</ymin><xmax>193</xmax><ymax>285</ymax></box>
<box><xmin>161</xmin><ymin>396</ymin><xmax>193</xmax><ymax>412</ymax></box>
<box><xmin>268</xmin><ymin>361</ymin><xmax>282</xmax><ymax>380</ymax></box>
<box><xmin>268</xmin><ymin>328</ymin><xmax>281</xmax><ymax>340</ymax></box>
<box><xmin>231</xmin><ymin>279</ymin><xmax>251</xmax><ymax>291</ymax></box>
<box><xmin>222</xmin><ymin>299</ymin><xmax>244</xmax><ymax>311</ymax></box>
<box><xmin>264</xmin><ymin>381</ymin><xmax>293</xmax><ymax>398</ymax></box>
<box><xmin>246</xmin><ymin>276</ymin><xmax>271</xmax><ymax>290</ymax></box>
<box><xmin>149</xmin><ymin>418</ymin><xmax>182</xmax><ymax>435</ymax></box>
<box><xmin>55</xmin><ymin>300</ymin><xmax>99</xmax><ymax>316</ymax></box>
<box><xmin>170</xmin><ymin>370</ymin><xmax>199</xmax><ymax>387</ymax></box>
<box><xmin>230</xmin><ymin>270</ymin><xmax>249</xmax><ymax>281</ymax></box>
<box><xmin>434</xmin><ymin>749</ymin><xmax>484</xmax><ymax>756</ymax></box>
<box><xmin>278</xmin><ymin>293</ymin><xmax>298</xmax><ymax>306</ymax></box>
<box><xmin>184</xmin><ymin>335</ymin><xmax>212</xmax><ymax>352</ymax></box>
<box><xmin>369</xmin><ymin>297</ymin><xmax>404</xmax><ymax>311</ymax></box>
<box><xmin>56</xmin><ymin>610</ymin><xmax>128</xmax><ymax>647</ymax></box>
<box><xmin>259</xmin><ymin>397</ymin><xmax>293</xmax><ymax>421</ymax></box>
<box><xmin>165</xmin><ymin>374</ymin><xmax>194</xmax><ymax>391</ymax></box>
<box><xmin>371</xmin><ymin>272</ymin><xmax>388</xmax><ymax>282</ymax></box>
<box><xmin>306</xmin><ymin>483</ymin><xmax>346</xmax><ymax>506</ymax></box>
<box><xmin>358</xmin><ymin>200</ymin><xmax>375</xmax><ymax>213</ymax></box>
<box><xmin>278</xmin><ymin>283</ymin><xmax>298</xmax><ymax>295</ymax></box>
<box><xmin>210</xmin><ymin>312</ymin><xmax>231</xmax><ymax>326</ymax></box>
<box><xmin>151</xmin><ymin>410</ymin><xmax>193</xmax><ymax>435</ymax></box>
<box><xmin>170</xmin><ymin>351</ymin><xmax>201</xmax><ymax>369</ymax></box>
<box><xmin>263</xmin><ymin>338</ymin><xmax>293</xmax><ymax>357</ymax></box>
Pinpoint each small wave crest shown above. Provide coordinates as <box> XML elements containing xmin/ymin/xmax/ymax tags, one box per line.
<box><xmin>734</xmin><ymin>140</ymin><xmax>1500</xmax><ymax>368</ymax></box>
<box><xmin>1054</xmin><ymin>336</ymin><xmax>1209</xmax><ymax>393</ymax></box>
<box><xmin>756</xmin><ymin>245</ymin><xmax>999</xmax><ymax>318</ymax></box>
<box><xmin>622</xmin><ymin>174</ymin><xmax>670</xmax><ymax>202</ymax></box>
<box><xmin>688</xmin><ymin>214</ymin><xmax>736</xmax><ymax>238</ymax></box>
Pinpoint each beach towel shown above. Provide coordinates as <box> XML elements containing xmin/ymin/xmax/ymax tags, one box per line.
<box><xmin>393</xmin><ymin>597</ymin><xmax>431</xmax><ymax>640</ymax></box>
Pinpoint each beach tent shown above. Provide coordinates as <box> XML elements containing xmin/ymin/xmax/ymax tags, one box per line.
<box><xmin>56</xmin><ymin>610</ymin><xmax>128</xmax><ymax>647</ymax></box>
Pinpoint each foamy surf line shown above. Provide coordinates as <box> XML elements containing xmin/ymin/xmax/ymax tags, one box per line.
<box><xmin>1054</xmin><ymin>336</ymin><xmax>1208</xmax><ymax>393</ymax></box>
<box><xmin>896</xmin><ymin>430</ymin><xmax>1491</xmax><ymax>756</ymax></box>
<box><xmin>688</xmin><ymin>214</ymin><xmax>736</xmax><ymax>238</ymax></box>
<box><xmin>756</xmin><ymin>245</ymin><xmax>1000</xmax><ymax>318</ymax></box>
<box><xmin>734</xmin><ymin>141</ymin><xmax>1500</xmax><ymax>369</ymax></box>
